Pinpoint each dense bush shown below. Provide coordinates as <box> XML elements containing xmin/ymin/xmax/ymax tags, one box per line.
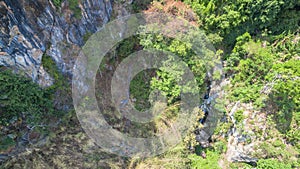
<box><xmin>1</xmin><ymin>0</ymin><xmax>298</xmax><ymax>168</ymax></box>
<box><xmin>129</xmin><ymin>70</ymin><xmax>154</xmax><ymax>111</ymax></box>
<box><xmin>53</xmin><ymin>0</ymin><xmax>62</xmax><ymax>8</ymax></box>
<box><xmin>68</xmin><ymin>0</ymin><xmax>81</xmax><ymax>19</ymax></box>
<box><xmin>139</xmin><ymin>30</ymin><xmax>211</xmax><ymax>104</ymax></box>
<box><xmin>0</xmin><ymin>70</ymin><xmax>54</xmax><ymax>126</ymax></box>
<box><xmin>183</xmin><ymin>0</ymin><xmax>300</xmax><ymax>47</ymax></box>
<box><xmin>234</xmin><ymin>109</ymin><xmax>244</xmax><ymax>123</ymax></box>
<box><xmin>225</xmin><ymin>32</ymin><xmax>275</xmax><ymax>107</ymax></box>
<box><xmin>268</xmin><ymin>59</ymin><xmax>300</xmax><ymax>139</ymax></box>
<box><xmin>257</xmin><ymin>159</ymin><xmax>292</xmax><ymax>169</ymax></box>
<box><xmin>188</xmin><ymin>150</ymin><xmax>221</xmax><ymax>169</ymax></box>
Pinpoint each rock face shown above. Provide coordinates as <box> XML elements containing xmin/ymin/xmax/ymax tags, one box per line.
<box><xmin>225</xmin><ymin>101</ymin><xmax>259</xmax><ymax>166</ymax></box>
<box><xmin>0</xmin><ymin>0</ymin><xmax>112</xmax><ymax>86</ymax></box>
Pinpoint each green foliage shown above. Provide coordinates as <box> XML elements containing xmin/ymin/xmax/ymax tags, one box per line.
<box><xmin>0</xmin><ymin>70</ymin><xmax>54</xmax><ymax>126</ymax></box>
<box><xmin>213</xmin><ymin>120</ymin><xmax>232</xmax><ymax>136</ymax></box>
<box><xmin>117</xmin><ymin>36</ymin><xmax>141</xmax><ymax>59</ymax></box>
<box><xmin>83</xmin><ymin>32</ymin><xmax>92</xmax><ymax>44</ymax></box>
<box><xmin>131</xmin><ymin>1</ymin><xmax>300</xmax><ymax>168</ymax></box>
<box><xmin>234</xmin><ymin>109</ymin><xmax>244</xmax><ymax>123</ymax></box>
<box><xmin>212</xmin><ymin>69</ymin><xmax>221</xmax><ymax>81</ymax></box>
<box><xmin>132</xmin><ymin>0</ymin><xmax>153</xmax><ymax>12</ymax></box>
<box><xmin>68</xmin><ymin>0</ymin><xmax>81</xmax><ymax>19</ymax></box>
<box><xmin>41</xmin><ymin>53</ymin><xmax>72</xmax><ymax>117</ymax></box>
<box><xmin>183</xmin><ymin>109</ymin><xmax>205</xmax><ymax>149</ymax></box>
<box><xmin>213</xmin><ymin>140</ymin><xmax>227</xmax><ymax>154</ymax></box>
<box><xmin>257</xmin><ymin>159</ymin><xmax>292</xmax><ymax>169</ymax></box>
<box><xmin>264</xmin><ymin>32</ymin><xmax>300</xmax><ymax>138</ymax></box>
<box><xmin>269</xmin><ymin>59</ymin><xmax>300</xmax><ymax>109</ymax></box>
<box><xmin>227</xmin><ymin>33</ymin><xmax>275</xmax><ymax>107</ymax></box>
<box><xmin>270</xmin><ymin>31</ymin><xmax>300</xmax><ymax>61</ymax></box>
<box><xmin>267</xmin><ymin>59</ymin><xmax>300</xmax><ymax>136</ymax></box>
<box><xmin>139</xmin><ymin>28</ymin><xmax>211</xmax><ymax>104</ymax></box>
<box><xmin>42</xmin><ymin>53</ymin><xmax>65</xmax><ymax>91</ymax></box>
<box><xmin>129</xmin><ymin>70</ymin><xmax>154</xmax><ymax>111</ymax></box>
<box><xmin>254</xmin><ymin>141</ymin><xmax>298</xmax><ymax>164</ymax></box>
<box><xmin>0</xmin><ymin>136</ymin><xmax>15</xmax><ymax>152</ymax></box>
<box><xmin>53</xmin><ymin>0</ymin><xmax>62</xmax><ymax>8</ymax></box>
<box><xmin>286</xmin><ymin>126</ymin><xmax>300</xmax><ymax>150</ymax></box>
<box><xmin>225</xmin><ymin>32</ymin><xmax>251</xmax><ymax>70</ymax></box>
<box><xmin>188</xmin><ymin>150</ymin><xmax>221</xmax><ymax>169</ymax></box>
<box><xmin>139</xmin><ymin>33</ymin><xmax>183</xmax><ymax>104</ymax></box>
<box><xmin>229</xmin><ymin>163</ymin><xmax>253</xmax><ymax>169</ymax></box>
<box><xmin>231</xmin><ymin>42</ymin><xmax>274</xmax><ymax>84</ymax></box>
<box><xmin>183</xmin><ymin>0</ymin><xmax>300</xmax><ymax>47</ymax></box>
<box><xmin>0</xmin><ymin>1</ymin><xmax>298</xmax><ymax>168</ymax></box>
<box><xmin>272</xmin><ymin>139</ymin><xmax>285</xmax><ymax>148</ymax></box>
<box><xmin>268</xmin><ymin>7</ymin><xmax>300</xmax><ymax>35</ymax></box>
<box><xmin>112</xmin><ymin>36</ymin><xmax>154</xmax><ymax>111</ymax></box>
<box><xmin>134</xmin><ymin>143</ymin><xmax>191</xmax><ymax>168</ymax></box>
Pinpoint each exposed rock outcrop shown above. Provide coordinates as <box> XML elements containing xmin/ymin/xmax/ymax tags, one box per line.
<box><xmin>0</xmin><ymin>0</ymin><xmax>112</xmax><ymax>86</ymax></box>
<box><xmin>225</xmin><ymin>102</ymin><xmax>259</xmax><ymax>166</ymax></box>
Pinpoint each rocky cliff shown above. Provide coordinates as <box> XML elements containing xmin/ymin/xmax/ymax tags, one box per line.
<box><xmin>0</xmin><ymin>0</ymin><xmax>112</xmax><ymax>86</ymax></box>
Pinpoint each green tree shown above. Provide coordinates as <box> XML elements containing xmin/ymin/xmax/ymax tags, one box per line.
<box><xmin>183</xmin><ymin>0</ymin><xmax>300</xmax><ymax>47</ymax></box>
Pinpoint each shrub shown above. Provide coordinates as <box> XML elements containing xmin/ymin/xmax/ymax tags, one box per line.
<box><xmin>234</xmin><ymin>109</ymin><xmax>244</xmax><ymax>123</ymax></box>
<box><xmin>138</xmin><ymin>29</ymin><xmax>212</xmax><ymax>104</ymax></box>
<box><xmin>183</xmin><ymin>0</ymin><xmax>300</xmax><ymax>47</ymax></box>
<box><xmin>0</xmin><ymin>70</ymin><xmax>54</xmax><ymax>126</ymax></box>
<box><xmin>257</xmin><ymin>159</ymin><xmax>292</xmax><ymax>169</ymax></box>
<box><xmin>68</xmin><ymin>0</ymin><xmax>81</xmax><ymax>19</ymax></box>
<box><xmin>226</xmin><ymin>33</ymin><xmax>275</xmax><ymax>108</ymax></box>
<box><xmin>188</xmin><ymin>150</ymin><xmax>221</xmax><ymax>169</ymax></box>
<box><xmin>0</xmin><ymin>136</ymin><xmax>16</xmax><ymax>152</ymax></box>
<box><xmin>53</xmin><ymin>0</ymin><xmax>62</xmax><ymax>8</ymax></box>
<box><xmin>42</xmin><ymin>53</ymin><xmax>65</xmax><ymax>91</ymax></box>
<box><xmin>129</xmin><ymin>69</ymin><xmax>154</xmax><ymax>111</ymax></box>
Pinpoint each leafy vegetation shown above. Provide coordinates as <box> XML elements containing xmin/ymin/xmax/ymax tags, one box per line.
<box><xmin>188</xmin><ymin>150</ymin><xmax>221</xmax><ymax>169</ymax></box>
<box><xmin>183</xmin><ymin>0</ymin><xmax>300</xmax><ymax>48</ymax></box>
<box><xmin>52</xmin><ymin>0</ymin><xmax>82</xmax><ymax>18</ymax></box>
<box><xmin>68</xmin><ymin>0</ymin><xmax>81</xmax><ymax>19</ymax></box>
<box><xmin>138</xmin><ymin>30</ymin><xmax>209</xmax><ymax>104</ymax></box>
<box><xmin>234</xmin><ymin>109</ymin><xmax>244</xmax><ymax>123</ymax></box>
<box><xmin>53</xmin><ymin>0</ymin><xmax>62</xmax><ymax>8</ymax></box>
<box><xmin>129</xmin><ymin>70</ymin><xmax>154</xmax><ymax>111</ymax></box>
<box><xmin>83</xmin><ymin>31</ymin><xmax>92</xmax><ymax>43</ymax></box>
<box><xmin>0</xmin><ymin>70</ymin><xmax>54</xmax><ymax>126</ymax></box>
<box><xmin>257</xmin><ymin>159</ymin><xmax>292</xmax><ymax>169</ymax></box>
<box><xmin>42</xmin><ymin>53</ymin><xmax>65</xmax><ymax>91</ymax></box>
<box><xmin>1</xmin><ymin>0</ymin><xmax>299</xmax><ymax>168</ymax></box>
<box><xmin>132</xmin><ymin>0</ymin><xmax>153</xmax><ymax>12</ymax></box>
<box><xmin>0</xmin><ymin>136</ymin><xmax>15</xmax><ymax>152</ymax></box>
